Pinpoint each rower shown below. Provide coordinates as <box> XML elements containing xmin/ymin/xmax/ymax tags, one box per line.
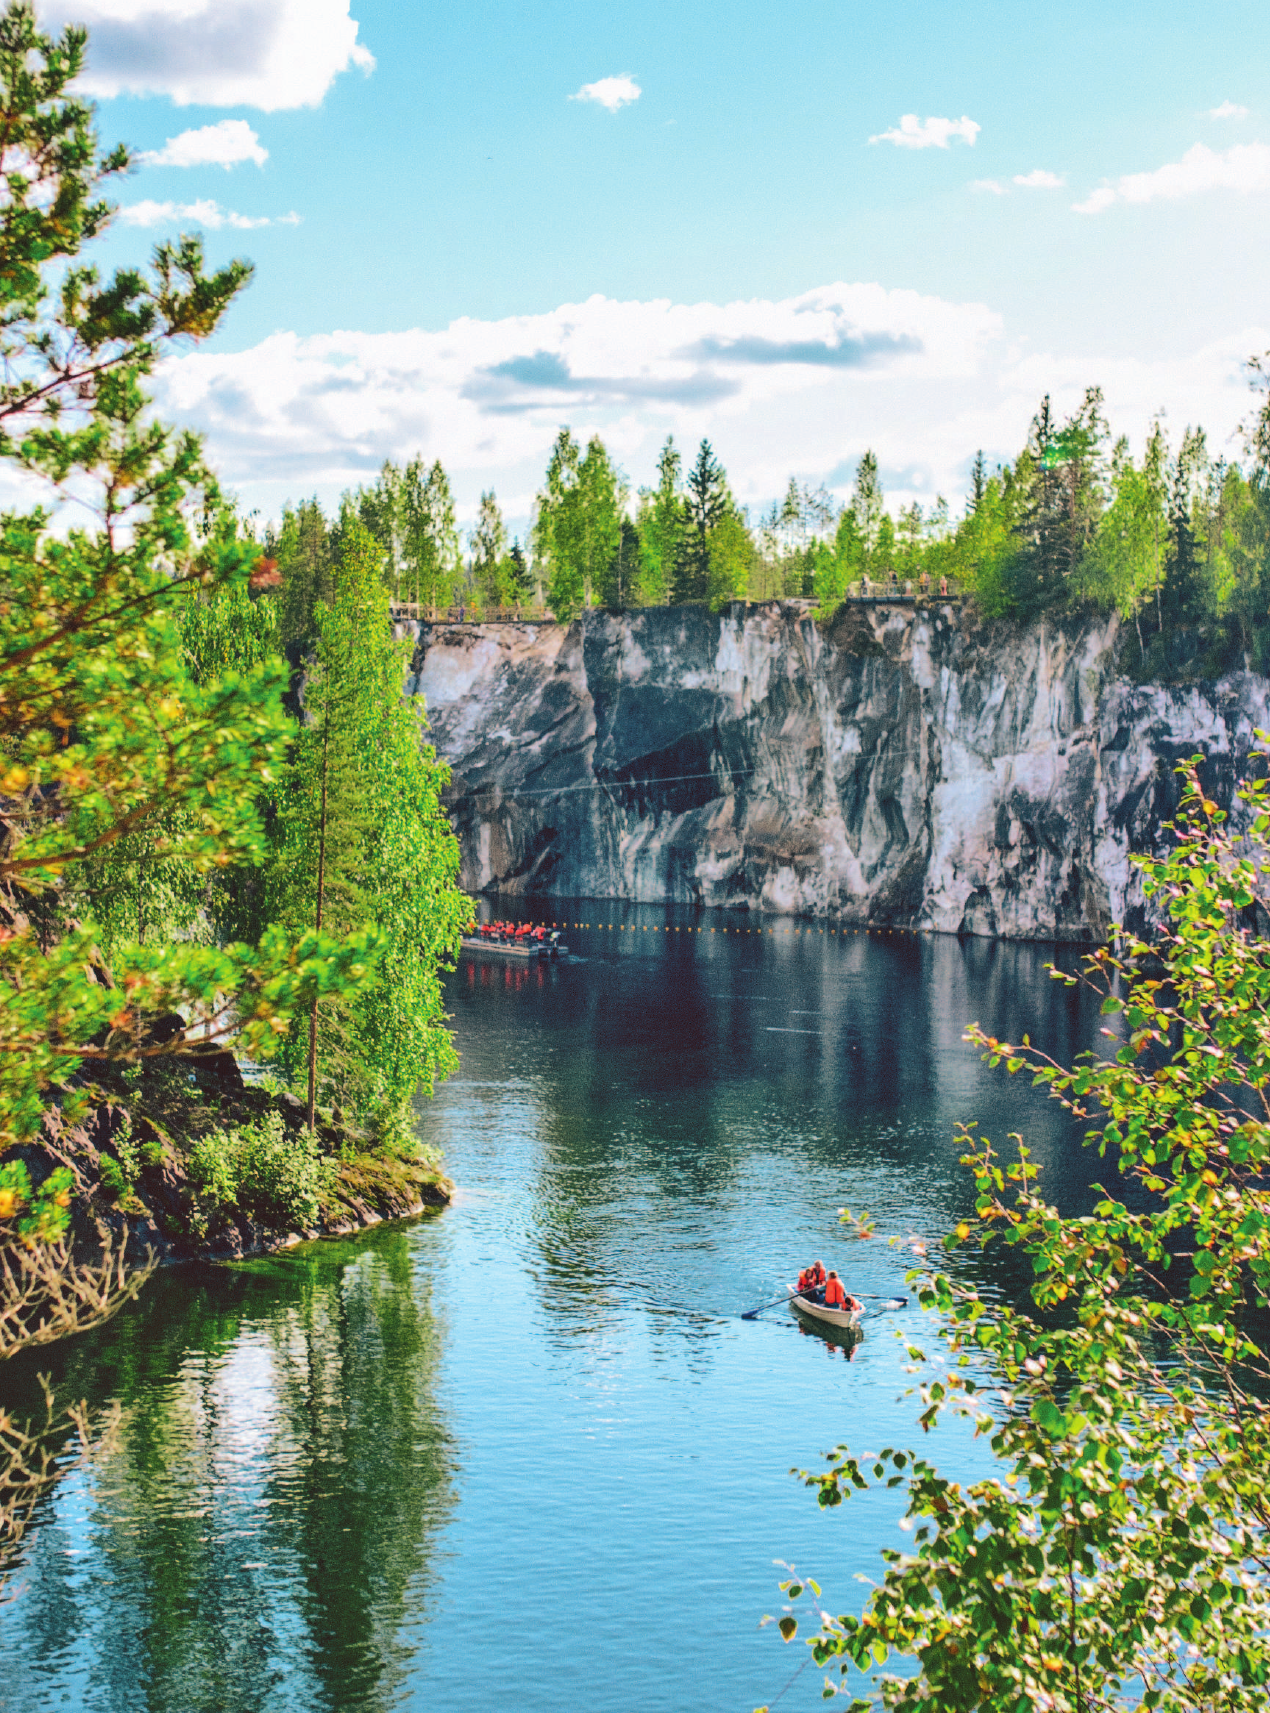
<box><xmin>809</xmin><ymin>1259</ymin><xmax>826</xmax><ymax>1290</ymax></box>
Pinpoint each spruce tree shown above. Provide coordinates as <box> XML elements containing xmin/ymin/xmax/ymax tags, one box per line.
<box><xmin>680</xmin><ymin>439</ymin><xmax>728</xmax><ymax>601</ymax></box>
<box><xmin>272</xmin><ymin>520</ymin><xmax>467</xmax><ymax>1137</ymax></box>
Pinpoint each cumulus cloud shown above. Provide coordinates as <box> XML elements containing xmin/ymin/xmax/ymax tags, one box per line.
<box><xmin>1071</xmin><ymin>186</ymin><xmax>1117</xmax><ymax>215</ymax></box>
<box><xmin>570</xmin><ymin>74</ymin><xmax>641</xmax><ymax>113</ymax></box>
<box><xmin>970</xmin><ymin>178</ymin><xmax>1006</xmax><ymax>195</ymax></box>
<box><xmin>148</xmin><ymin>283</ymin><xmax>1263</xmax><ymax>535</ymax></box>
<box><xmin>138</xmin><ymin>119</ymin><xmax>267</xmax><ymax>169</ymax></box>
<box><xmin>120</xmin><ymin>198</ymin><xmax>300</xmax><ymax>229</ymax></box>
<box><xmin>869</xmin><ymin>114</ymin><xmax>979</xmax><ymax>149</ymax></box>
<box><xmin>1074</xmin><ymin>140</ymin><xmax>1270</xmax><ymax>212</ymax></box>
<box><xmin>151</xmin><ymin>284</ymin><xmax>995</xmax><ymax>521</ymax></box>
<box><xmin>1209</xmin><ymin>100</ymin><xmax>1249</xmax><ymax>120</ymax></box>
<box><xmin>37</xmin><ymin>0</ymin><xmax>374</xmax><ymax>110</ymax></box>
<box><xmin>1013</xmin><ymin>168</ymin><xmax>1064</xmax><ymax>188</ymax></box>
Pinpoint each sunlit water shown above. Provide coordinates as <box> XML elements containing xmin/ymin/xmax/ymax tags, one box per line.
<box><xmin>0</xmin><ymin>906</ymin><xmax>1107</xmax><ymax>1713</ymax></box>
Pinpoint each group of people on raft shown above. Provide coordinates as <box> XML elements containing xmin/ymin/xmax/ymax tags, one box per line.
<box><xmin>796</xmin><ymin>1260</ymin><xmax>861</xmax><ymax>1314</ymax></box>
<box><xmin>472</xmin><ymin>920</ymin><xmax>552</xmax><ymax>945</ymax></box>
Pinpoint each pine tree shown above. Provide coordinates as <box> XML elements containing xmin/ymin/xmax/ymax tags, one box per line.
<box><xmin>1012</xmin><ymin>388</ymin><xmax>1108</xmax><ymax>611</ymax></box>
<box><xmin>271</xmin><ymin>520</ymin><xmax>467</xmax><ymax>1135</ymax></box>
<box><xmin>969</xmin><ymin>448</ymin><xmax>987</xmax><ymax>512</ymax></box>
<box><xmin>852</xmin><ymin>451</ymin><xmax>884</xmax><ymax>572</ymax></box>
<box><xmin>679</xmin><ymin>439</ymin><xmax>728</xmax><ymax>601</ymax></box>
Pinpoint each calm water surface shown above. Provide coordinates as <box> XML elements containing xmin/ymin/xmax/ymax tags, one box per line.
<box><xmin>0</xmin><ymin>907</ymin><xmax>1107</xmax><ymax>1713</ymax></box>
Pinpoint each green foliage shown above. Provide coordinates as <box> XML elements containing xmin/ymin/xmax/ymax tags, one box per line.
<box><xmin>707</xmin><ymin>506</ymin><xmax>754</xmax><ymax>609</ymax></box>
<box><xmin>774</xmin><ymin>751</ymin><xmax>1270</xmax><ymax>1712</ymax></box>
<box><xmin>345</xmin><ymin>456</ymin><xmax>460</xmax><ymax>616</ymax></box>
<box><xmin>0</xmin><ymin>1159</ymin><xmax>73</xmax><ymax>1240</ymax></box>
<box><xmin>272</xmin><ymin>497</ymin><xmax>336</xmax><ymax>650</ymax></box>
<box><xmin>187</xmin><ymin>1110</ymin><xmax>333</xmax><ymax>1231</ymax></box>
<box><xmin>636</xmin><ymin>436</ymin><xmax>685</xmax><ymax>605</ymax></box>
<box><xmin>679</xmin><ymin>438</ymin><xmax>729</xmax><ymax>601</ymax></box>
<box><xmin>469</xmin><ymin>489</ymin><xmax>522</xmax><ymax>609</ymax></box>
<box><xmin>182</xmin><ymin>562</ymin><xmax>281</xmax><ymax>684</ymax></box>
<box><xmin>269</xmin><ymin>517</ymin><xmax>468</xmax><ymax>1136</ymax></box>
<box><xmin>534</xmin><ymin>430</ymin><xmax>625</xmax><ymax>617</ymax></box>
<box><xmin>0</xmin><ymin>0</ymin><xmax>380</xmax><ymax>1154</ymax></box>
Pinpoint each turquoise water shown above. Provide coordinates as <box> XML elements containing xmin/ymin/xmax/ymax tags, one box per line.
<box><xmin>0</xmin><ymin>908</ymin><xmax>1103</xmax><ymax>1712</ymax></box>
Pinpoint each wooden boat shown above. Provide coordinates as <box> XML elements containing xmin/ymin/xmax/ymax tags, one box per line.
<box><xmin>788</xmin><ymin>1286</ymin><xmax>862</xmax><ymax>1334</ymax></box>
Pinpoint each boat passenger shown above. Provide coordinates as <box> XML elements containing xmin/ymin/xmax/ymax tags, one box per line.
<box><xmin>809</xmin><ymin>1259</ymin><xmax>826</xmax><ymax>1290</ymax></box>
<box><xmin>823</xmin><ymin>1271</ymin><xmax>851</xmax><ymax>1311</ymax></box>
<box><xmin>796</xmin><ymin>1265</ymin><xmax>816</xmax><ymax>1296</ymax></box>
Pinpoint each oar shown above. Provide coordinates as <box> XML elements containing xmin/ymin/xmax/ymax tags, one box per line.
<box><xmin>741</xmin><ymin>1290</ymin><xmax>800</xmax><ymax>1320</ymax></box>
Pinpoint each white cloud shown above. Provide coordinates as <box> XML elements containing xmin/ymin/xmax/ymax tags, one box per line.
<box><xmin>138</xmin><ymin>120</ymin><xmax>267</xmax><ymax>170</ymax></box>
<box><xmin>1071</xmin><ymin>186</ymin><xmax>1117</xmax><ymax>215</ymax></box>
<box><xmin>869</xmin><ymin>114</ymin><xmax>979</xmax><ymax>150</ymax></box>
<box><xmin>155</xmin><ymin>283</ymin><xmax>1000</xmax><ymax>523</ymax></box>
<box><xmin>970</xmin><ymin>178</ymin><xmax>1006</xmax><ymax>195</ymax></box>
<box><xmin>1209</xmin><ymin>100</ymin><xmax>1249</xmax><ymax>120</ymax></box>
<box><xmin>1013</xmin><ymin>168</ymin><xmax>1064</xmax><ymax>188</ymax></box>
<box><xmin>120</xmin><ymin>198</ymin><xmax>300</xmax><ymax>229</ymax></box>
<box><xmin>570</xmin><ymin>74</ymin><xmax>641</xmax><ymax>113</ymax></box>
<box><xmin>1074</xmin><ymin>141</ymin><xmax>1270</xmax><ymax>212</ymax></box>
<box><xmin>37</xmin><ymin>0</ymin><xmax>374</xmax><ymax>110</ymax></box>
<box><xmin>146</xmin><ymin>281</ymin><xmax>1265</xmax><ymax>544</ymax></box>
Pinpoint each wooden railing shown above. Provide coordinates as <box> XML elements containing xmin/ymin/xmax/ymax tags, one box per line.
<box><xmin>388</xmin><ymin>602</ymin><xmax>555</xmax><ymax>625</ymax></box>
<box><xmin>388</xmin><ymin>588</ymin><xmax>963</xmax><ymax>626</ymax></box>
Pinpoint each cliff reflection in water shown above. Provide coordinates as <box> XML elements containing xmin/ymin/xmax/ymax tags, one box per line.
<box><xmin>0</xmin><ymin>1227</ymin><xmax>454</xmax><ymax>1713</ymax></box>
<box><xmin>440</xmin><ymin>902</ymin><xmax>1104</xmax><ymax>1353</ymax></box>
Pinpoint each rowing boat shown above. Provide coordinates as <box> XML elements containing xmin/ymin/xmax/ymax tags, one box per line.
<box><xmin>788</xmin><ymin>1286</ymin><xmax>862</xmax><ymax>1334</ymax></box>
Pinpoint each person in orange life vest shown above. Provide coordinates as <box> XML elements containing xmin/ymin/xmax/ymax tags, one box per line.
<box><xmin>823</xmin><ymin>1271</ymin><xmax>860</xmax><ymax>1313</ymax></box>
<box><xmin>797</xmin><ymin>1265</ymin><xmax>820</xmax><ymax>1296</ymax></box>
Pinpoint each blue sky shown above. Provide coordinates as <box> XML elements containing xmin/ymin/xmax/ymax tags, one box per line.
<box><xmin>38</xmin><ymin>0</ymin><xmax>1270</xmax><ymax>533</ymax></box>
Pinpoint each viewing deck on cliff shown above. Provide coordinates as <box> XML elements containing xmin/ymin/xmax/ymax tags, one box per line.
<box><xmin>389</xmin><ymin>586</ymin><xmax>965</xmax><ymax>627</ymax></box>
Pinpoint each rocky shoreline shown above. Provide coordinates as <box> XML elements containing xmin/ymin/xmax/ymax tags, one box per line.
<box><xmin>27</xmin><ymin>1039</ymin><xmax>454</xmax><ymax>1273</ymax></box>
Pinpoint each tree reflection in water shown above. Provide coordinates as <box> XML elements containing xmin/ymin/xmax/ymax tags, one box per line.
<box><xmin>0</xmin><ymin>1224</ymin><xmax>453</xmax><ymax>1713</ymax></box>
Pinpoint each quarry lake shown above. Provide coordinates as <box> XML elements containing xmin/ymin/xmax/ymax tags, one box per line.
<box><xmin>0</xmin><ymin>906</ymin><xmax>1108</xmax><ymax>1713</ymax></box>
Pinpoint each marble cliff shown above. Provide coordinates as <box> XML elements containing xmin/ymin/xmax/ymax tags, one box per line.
<box><xmin>404</xmin><ymin>602</ymin><xmax>1270</xmax><ymax>942</ymax></box>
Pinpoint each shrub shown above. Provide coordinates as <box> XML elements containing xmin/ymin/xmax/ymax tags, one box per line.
<box><xmin>187</xmin><ymin>1112</ymin><xmax>333</xmax><ymax>1231</ymax></box>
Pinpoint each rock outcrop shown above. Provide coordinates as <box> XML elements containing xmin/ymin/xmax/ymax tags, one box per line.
<box><xmin>404</xmin><ymin>602</ymin><xmax>1270</xmax><ymax>942</ymax></box>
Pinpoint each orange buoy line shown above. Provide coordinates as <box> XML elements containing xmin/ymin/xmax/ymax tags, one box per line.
<box><xmin>467</xmin><ymin>914</ymin><xmax>936</xmax><ymax>941</ymax></box>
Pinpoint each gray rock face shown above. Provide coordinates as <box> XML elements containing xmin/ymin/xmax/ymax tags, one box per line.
<box><xmin>404</xmin><ymin>603</ymin><xmax>1270</xmax><ymax>941</ymax></box>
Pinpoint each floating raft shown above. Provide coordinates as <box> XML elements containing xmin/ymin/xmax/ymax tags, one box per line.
<box><xmin>460</xmin><ymin>933</ymin><xmax>569</xmax><ymax>960</ymax></box>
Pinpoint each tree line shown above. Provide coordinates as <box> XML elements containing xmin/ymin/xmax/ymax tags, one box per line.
<box><xmin>276</xmin><ymin>384</ymin><xmax>1270</xmax><ymax>683</ymax></box>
